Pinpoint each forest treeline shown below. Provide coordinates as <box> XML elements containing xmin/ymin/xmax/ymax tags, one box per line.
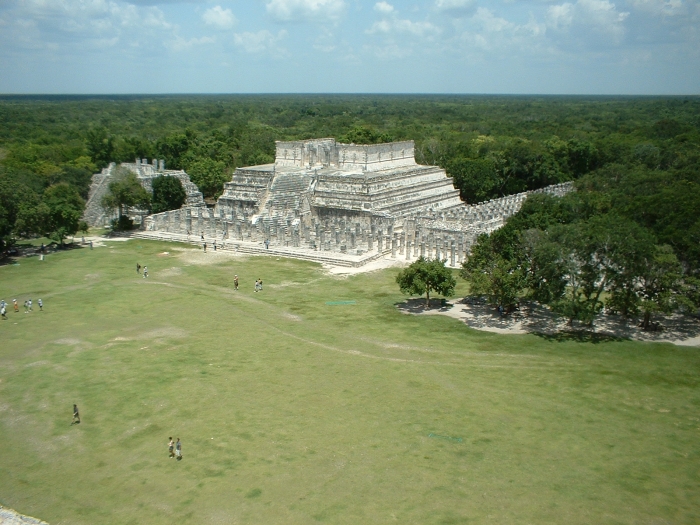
<box><xmin>0</xmin><ymin>94</ymin><xmax>698</xmax><ymax>266</ymax></box>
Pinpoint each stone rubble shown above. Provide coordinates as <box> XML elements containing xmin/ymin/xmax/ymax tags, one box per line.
<box><xmin>0</xmin><ymin>506</ymin><xmax>48</xmax><ymax>525</ymax></box>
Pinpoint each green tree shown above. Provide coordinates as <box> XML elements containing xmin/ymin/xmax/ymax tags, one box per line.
<box><xmin>340</xmin><ymin>126</ymin><xmax>393</xmax><ymax>145</ymax></box>
<box><xmin>460</xmin><ymin>228</ymin><xmax>526</xmax><ymax>313</ymax></box>
<box><xmin>101</xmin><ymin>167</ymin><xmax>151</xmax><ymax>226</ymax></box>
<box><xmin>41</xmin><ymin>183</ymin><xmax>85</xmax><ymax>245</ymax></box>
<box><xmin>185</xmin><ymin>158</ymin><xmax>228</xmax><ymax>199</ymax></box>
<box><xmin>151</xmin><ymin>175</ymin><xmax>186</xmax><ymax>214</ymax></box>
<box><xmin>86</xmin><ymin>127</ymin><xmax>114</xmax><ymax>168</ymax></box>
<box><xmin>396</xmin><ymin>257</ymin><xmax>457</xmax><ymax>307</ymax></box>
<box><xmin>638</xmin><ymin>245</ymin><xmax>685</xmax><ymax>330</ymax></box>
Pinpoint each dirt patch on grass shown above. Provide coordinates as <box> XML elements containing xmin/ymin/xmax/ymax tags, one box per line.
<box><xmin>158</xmin><ymin>266</ymin><xmax>183</xmax><ymax>278</ymax></box>
<box><xmin>54</xmin><ymin>338</ymin><xmax>81</xmax><ymax>345</ymax></box>
<box><xmin>174</xmin><ymin>247</ymin><xmax>247</xmax><ymax>266</ymax></box>
<box><xmin>137</xmin><ymin>327</ymin><xmax>188</xmax><ymax>340</ymax></box>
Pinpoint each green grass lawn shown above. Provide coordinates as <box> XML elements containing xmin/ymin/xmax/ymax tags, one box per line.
<box><xmin>1</xmin><ymin>240</ymin><xmax>699</xmax><ymax>525</ymax></box>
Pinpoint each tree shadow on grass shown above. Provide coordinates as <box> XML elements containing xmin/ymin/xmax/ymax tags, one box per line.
<box><xmin>0</xmin><ymin>242</ymin><xmax>84</xmax><ymax>266</ymax></box>
<box><xmin>395</xmin><ymin>297</ymin><xmax>453</xmax><ymax>313</ymax></box>
<box><xmin>532</xmin><ymin>330</ymin><xmax>629</xmax><ymax>344</ymax></box>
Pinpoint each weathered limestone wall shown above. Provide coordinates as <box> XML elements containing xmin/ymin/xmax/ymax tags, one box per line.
<box><xmin>274</xmin><ymin>139</ymin><xmax>415</xmax><ymax>171</ymax></box>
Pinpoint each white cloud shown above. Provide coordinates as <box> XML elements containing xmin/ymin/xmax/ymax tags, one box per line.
<box><xmin>202</xmin><ymin>6</ymin><xmax>236</xmax><ymax>30</ymax></box>
<box><xmin>0</xmin><ymin>0</ymin><xmax>174</xmax><ymax>51</ymax></box>
<box><xmin>167</xmin><ymin>35</ymin><xmax>215</xmax><ymax>52</ymax></box>
<box><xmin>547</xmin><ymin>0</ymin><xmax>629</xmax><ymax>43</ymax></box>
<box><xmin>265</xmin><ymin>0</ymin><xmax>345</xmax><ymax>22</ymax></box>
<box><xmin>374</xmin><ymin>2</ymin><xmax>394</xmax><ymax>14</ymax></box>
<box><xmin>626</xmin><ymin>0</ymin><xmax>686</xmax><ymax>16</ymax></box>
<box><xmin>234</xmin><ymin>29</ymin><xmax>288</xmax><ymax>54</ymax></box>
<box><xmin>435</xmin><ymin>0</ymin><xmax>477</xmax><ymax>16</ymax></box>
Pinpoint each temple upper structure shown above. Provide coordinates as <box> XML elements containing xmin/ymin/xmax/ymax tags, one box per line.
<box><xmin>215</xmin><ymin>139</ymin><xmax>462</xmax><ymax>222</ymax></box>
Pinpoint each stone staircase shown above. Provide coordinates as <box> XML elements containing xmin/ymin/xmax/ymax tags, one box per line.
<box><xmin>265</xmin><ymin>171</ymin><xmax>313</xmax><ymax>212</ymax></box>
<box><xmin>83</xmin><ymin>164</ymin><xmax>115</xmax><ymax>227</ymax></box>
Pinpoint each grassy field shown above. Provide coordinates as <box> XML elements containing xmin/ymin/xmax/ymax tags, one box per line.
<box><xmin>0</xmin><ymin>239</ymin><xmax>699</xmax><ymax>525</ymax></box>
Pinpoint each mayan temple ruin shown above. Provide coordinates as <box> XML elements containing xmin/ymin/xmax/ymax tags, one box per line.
<box><xmin>85</xmin><ymin>138</ymin><xmax>572</xmax><ymax>267</ymax></box>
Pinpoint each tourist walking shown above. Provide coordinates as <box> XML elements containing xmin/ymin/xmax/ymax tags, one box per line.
<box><xmin>137</xmin><ymin>263</ymin><xmax>141</xmax><ymax>274</ymax></box>
<box><xmin>1</xmin><ymin>304</ymin><xmax>7</xmax><ymax>320</ymax></box>
<box><xmin>203</xmin><ymin>242</ymin><xmax>207</xmax><ymax>252</ymax></box>
<box><xmin>38</xmin><ymin>299</ymin><xmax>43</xmax><ymax>311</ymax></box>
<box><xmin>264</xmin><ymin>239</ymin><xmax>270</xmax><ymax>250</ymax></box>
<box><xmin>168</xmin><ymin>437</ymin><xmax>175</xmax><ymax>458</ymax></box>
<box><xmin>28</xmin><ymin>299</ymin><xmax>32</xmax><ymax>312</ymax></box>
<box><xmin>175</xmin><ymin>438</ymin><xmax>182</xmax><ymax>460</ymax></box>
<box><xmin>213</xmin><ymin>241</ymin><xmax>217</xmax><ymax>251</ymax></box>
<box><xmin>89</xmin><ymin>241</ymin><xmax>93</xmax><ymax>250</ymax></box>
<box><xmin>23</xmin><ymin>300</ymin><xmax>28</xmax><ymax>313</ymax></box>
<box><xmin>72</xmin><ymin>404</ymin><xmax>80</xmax><ymax>424</ymax></box>
<box><xmin>13</xmin><ymin>299</ymin><xmax>18</xmax><ymax>313</ymax></box>
<box><xmin>143</xmin><ymin>266</ymin><xmax>148</xmax><ymax>278</ymax></box>
<box><xmin>234</xmin><ymin>275</ymin><xmax>239</xmax><ymax>290</ymax></box>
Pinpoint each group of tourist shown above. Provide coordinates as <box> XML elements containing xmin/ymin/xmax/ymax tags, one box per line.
<box><xmin>0</xmin><ymin>298</ymin><xmax>43</xmax><ymax>319</ymax></box>
<box><xmin>168</xmin><ymin>437</ymin><xmax>182</xmax><ymax>460</ymax></box>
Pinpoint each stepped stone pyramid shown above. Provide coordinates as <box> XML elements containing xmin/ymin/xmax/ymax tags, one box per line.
<box><xmin>83</xmin><ymin>159</ymin><xmax>204</xmax><ymax>227</ymax></box>
<box><xmin>88</xmin><ymin>138</ymin><xmax>572</xmax><ymax>267</ymax></box>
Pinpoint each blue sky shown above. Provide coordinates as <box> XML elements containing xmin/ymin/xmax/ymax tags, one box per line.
<box><xmin>0</xmin><ymin>0</ymin><xmax>697</xmax><ymax>94</ymax></box>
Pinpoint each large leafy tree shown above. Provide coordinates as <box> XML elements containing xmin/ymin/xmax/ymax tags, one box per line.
<box><xmin>101</xmin><ymin>167</ymin><xmax>151</xmax><ymax>222</ymax></box>
<box><xmin>396</xmin><ymin>257</ymin><xmax>457</xmax><ymax>307</ymax></box>
<box><xmin>460</xmin><ymin>229</ymin><xmax>526</xmax><ymax>313</ymax></box>
<box><xmin>151</xmin><ymin>175</ymin><xmax>186</xmax><ymax>214</ymax></box>
<box><xmin>185</xmin><ymin>158</ymin><xmax>228</xmax><ymax>199</ymax></box>
<box><xmin>41</xmin><ymin>183</ymin><xmax>86</xmax><ymax>245</ymax></box>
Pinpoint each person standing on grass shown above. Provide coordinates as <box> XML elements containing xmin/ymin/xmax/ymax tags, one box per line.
<box><xmin>176</xmin><ymin>438</ymin><xmax>182</xmax><ymax>460</ymax></box>
<box><xmin>13</xmin><ymin>299</ymin><xmax>18</xmax><ymax>313</ymax></box>
<box><xmin>24</xmin><ymin>300</ymin><xmax>28</xmax><ymax>313</ymax></box>
<box><xmin>89</xmin><ymin>241</ymin><xmax>93</xmax><ymax>250</ymax></box>
<box><xmin>28</xmin><ymin>299</ymin><xmax>32</xmax><ymax>312</ymax></box>
<box><xmin>72</xmin><ymin>404</ymin><xmax>80</xmax><ymax>424</ymax></box>
<box><xmin>143</xmin><ymin>266</ymin><xmax>148</xmax><ymax>278</ymax></box>
<box><xmin>1</xmin><ymin>304</ymin><xmax>7</xmax><ymax>320</ymax></box>
<box><xmin>168</xmin><ymin>437</ymin><xmax>175</xmax><ymax>458</ymax></box>
<box><xmin>234</xmin><ymin>275</ymin><xmax>239</xmax><ymax>290</ymax></box>
<box><xmin>38</xmin><ymin>299</ymin><xmax>43</xmax><ymax>311</ymax></box>
<box><xmin>203</xmin><ymin>242</ymin><xmax>207</xmax><ymax>252</ymax></box>
<box><xmin>137</xmin><ymin>263</ymin><xmax>141</xmax><ymax>274</ymax></box>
